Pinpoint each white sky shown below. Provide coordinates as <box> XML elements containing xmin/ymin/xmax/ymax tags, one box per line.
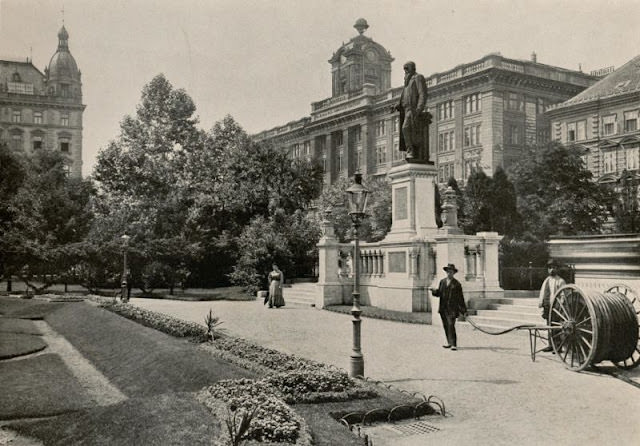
<box><xmin>1</xmin><ymin>0</ymin><xmax>639</xmax><ymax>177</ymax></box>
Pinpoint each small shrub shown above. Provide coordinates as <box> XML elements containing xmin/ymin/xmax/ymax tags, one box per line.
<box><xmin>204</xmin><ymin>308</ymin><xmax>224</xmax><ymax>340</ymax></box>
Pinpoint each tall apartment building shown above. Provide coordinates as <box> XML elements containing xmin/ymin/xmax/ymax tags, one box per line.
<box><xmin>254</xmin><ymin>19</ymin><xmax>599</xmax><ymax>186</ymax></box>
<box><xmin>0</xmin><ymin>25</ymin><xmax>85</xmax><ymax>178</ymax></box>
<box><xmin>546</xmin><ymin>55</ymin><xmax>640</xmax><ymax>185</ymax></box>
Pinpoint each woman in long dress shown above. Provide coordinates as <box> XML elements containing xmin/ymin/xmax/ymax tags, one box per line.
<box><xmin>268</xmin><ymin>264</ymin><xmax>285</xmax><ymax>308</ymax></box>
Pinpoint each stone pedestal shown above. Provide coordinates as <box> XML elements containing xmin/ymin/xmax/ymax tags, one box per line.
<box><xmin>385</xmin><ymin>163</ymin><xmax>439</xmax><ymax>242</ymax></box>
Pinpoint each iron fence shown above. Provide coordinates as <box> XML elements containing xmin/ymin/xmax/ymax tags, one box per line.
<box><xmin>500</xmin><ymin>265</ymin><xmax>575</xmax><ymax>290</ymax></box>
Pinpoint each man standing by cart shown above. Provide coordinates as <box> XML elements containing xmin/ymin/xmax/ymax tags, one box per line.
<box><xmin>538</xmin><ymin>259</ymin><xmax>566</xmax><ymax>352</ymax></box>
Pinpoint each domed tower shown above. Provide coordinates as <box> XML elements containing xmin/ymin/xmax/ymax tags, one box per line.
<box><xmin>45</xmin><ymin>25</ymin><xmax>82</xmax><ymax>99</ymax></box>
<box><xmin>328</xmin><ymin>19</ymin><xmax>393</xmax><ymax>97</ymax></box>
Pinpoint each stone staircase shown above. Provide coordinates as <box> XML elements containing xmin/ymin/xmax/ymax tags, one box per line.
<box><xmin>284</xmin><ymin>281</ymin><xmax>318</xmax><ymax>307</ymax></box>
<box><xmin>467</xmin><ymin>290</ymin><xmax>542</xmax><ymax>331</ymax></box>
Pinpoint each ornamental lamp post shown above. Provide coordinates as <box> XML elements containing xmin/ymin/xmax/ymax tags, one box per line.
<box><xmin>121</xmin><ymin>234</ymin><xmax>130</xmax><ymax>302</ymax></box>
<box><xmin>346</xmin><ymin>172</ymin><xmax>369</xmax><ymax>378</ymax></box>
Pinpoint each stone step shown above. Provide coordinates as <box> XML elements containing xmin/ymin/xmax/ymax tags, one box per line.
<box><xmin>284</xmin><ymin>284</ymin><xmax>317</xmax><ymax>307</ymax></box>
<box><xmin>475</xmin><ymin>309</ymin><xmax>542</xmax><ymax>322</ymax></box>
<box><xmin>503</xmin><ymin>290</ymin><xmax>539</xmax><ymax>299</ymax></box>
<box><xmin>488</xmin><ymin>303</ymin><xmax>541</xmax><ymax>314</ymax></box>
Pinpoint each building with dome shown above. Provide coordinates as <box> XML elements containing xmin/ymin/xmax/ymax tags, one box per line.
<box><xmin>254</xmin><ymin>19</ymin><xmax>600</xmax><ymax>186</ymax></box>
<box><xmin>0</xmin><ymin>25</ymin><xmax>85</xmax><ymax>178</ymax></box>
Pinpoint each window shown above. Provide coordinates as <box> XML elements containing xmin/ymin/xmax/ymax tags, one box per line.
<box><xmin>354</xmin><ymin>127</ymin><xmax>362</xmax><ymax>143</ymax></box>
<box><xmin>12</xmin><ymin>110</ymin><xmax>21</xmax><ymax>123</ymax></box>
<box><xmin>61</xmin><ymin>113</ymin><xmax>69</xmax><ymax>126</ymax></box>
<box><xmin>356</xmin><ymin>148</ymin><xmax>363</xmax><ymax>170</ymax></box>
<box><xmin>34</xmin><ymin>111</ymin><xmax>43</xmax><ymax>124</ymax></box>
<box><xmin>464</xmin><ymin>93</ymin><xmax>481</xmax><ymax>114</ymax></box>
<box><xmin>438</xmin><ymin>130</ymin><xmax>455</xmax><ymax>153</ymax></box>
<box><xmin>627</xmin><ymin>146</ymin><xmax>639</xmax><ymax>171</ymax></box>
<box><xmin>438</xmin><ymin>162</ymin><xmax>454</xmax><ymax>183</ymax></box>
<box><xmin>392</xmin><ymin>137</ymin><xmax>403</xmax><ymax>161</ymax></box>
<box><xmin>336</xmin><ymin>148</ymin><xmax>343</xmax><ymax>172</ymax></box>
<box><xmin>375</xmin><ymin>120</ymin><xmax>386</xmax><ymax>137</ymax></box>
<box><xmin>603</xmin><ymin>115</ymin><xmax>616</xmax><ymax>136</ymax></box>
<box><xmin>603</xmin><ymin>151</ymin><xmax>616</xmax><ymax>174</ymax></box>
<box><xmin>576</xmin><ymin>120</ymin><xmax>586</xmax><ymax>141</ymax></box>
<box><xmin>32</xmin><ymin>136</ymin><xmax>43</xmax><ymax>151</ymax></box>
<box><xmin>437</xmin><ymin>100</ymin><xmax>454</xmax><ymax>120</ymax></box>
<box><xmin>537</xmin><ymin>98</ymin><xmax>548</xmax><ymax>114</ymax></box>
<box><xmin>509</xmin><ymin>125</ymin><xmax>521</xmax><ymax>144</ymax></box>
<box><xmin>463</xmin><ymin>124</ymin><xmax>481</xmax><ymax>147</ymax></box>
<box><xmin>60</xmin><ymin>84</ymin><xmax>70</xmax><ymax>97</ymax></box>
<box><xmin>567</xmin><ymin>122</ymin><xmax>576</xmax><ymax>142</ymax></box>
<box><xmin>376</xmin><ymin>145</ymin><xmax>387</xmax><ymax>165</ymax></box>
<box><xmin>303</xmin><ymin>141</ymin><xmax>311</xmax><ymax>157</ymax></box>
<box><xmin>11</xmin><ymin>134</ymin><xmax>22</xmax><ymax>151</ymax></box>
<box><xmin>392</xmin><ymin>116</ymin><xmax>399</xmax><ymax>133</ymax></box>
<box><xmin>60</xmin><ymin>138</ymin><xmax>70</xmax><ymax>153</ymax></box>
<box><xmin>624</xmin><ymin>110</ymin><xmax>638</xmax><ymax>132</ymax></box>
<box><xmin>505</xmin><ymin>93</ymin><xmax>524</xmax><ymax>112</ymax></box>
<box><xmin>464</xmin><ymin>159</ymin><xmax>480</xmax><ymax>179</ymax></box>
<box><xmin>537</xmin><ymin>128</ymin><xmax>550</xmax><ymax>144</ymax></box>
<box><xmin>335</xmin><ymin>132</ymin><xmax>343</xmax><ymax>147</ymax></box>
<box><xmin>322</xmin><ymin>148</ymin><xmax>327</xmax><ymax>173</ymax></box>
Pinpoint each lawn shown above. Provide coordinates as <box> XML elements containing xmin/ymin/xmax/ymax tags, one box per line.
<box><xmin>326</xmin><ymin>304</ymin><xmax>432</xmax><ymax>324</ymax></box>
<box><xmin>2</xmin><ymin>296</ymin><xmax>439</xmax><ymax>445</ymax></box>
<box><xmin>11</xmin><ymin>393</ymin><xmax>221</xmax><ymax>446</ymax></box>
<box><xmin>0</xmin><ymin>354</ymin><xmax>92</xmax><ymax>419</ymax></box>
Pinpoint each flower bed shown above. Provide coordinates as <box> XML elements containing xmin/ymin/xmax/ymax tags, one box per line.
<box><xmin>198</xmin><ymin>379</ymin><xmax>312</xmax><ymax>445</ymax></box>
<box><xmin>96</xmin><ymin>299</ymin><xmax>207</xmax><ymax>340</ymax></box>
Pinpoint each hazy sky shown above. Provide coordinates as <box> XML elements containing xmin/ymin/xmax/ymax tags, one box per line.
<box><xmin>1</xmin><ymin>0</ymin><xmax>639</xmax><ymax>176</ymax></box>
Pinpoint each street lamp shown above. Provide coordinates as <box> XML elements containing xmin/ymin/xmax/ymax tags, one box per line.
<box><xmin>121</xmin><ymin>234</ymin><xmax>130</xmax><ymax>302</ymax></box>
<box><xmin>346</xmin><ymin>172</ymin><xmax>369</xmax><ymax>377</ymax></box>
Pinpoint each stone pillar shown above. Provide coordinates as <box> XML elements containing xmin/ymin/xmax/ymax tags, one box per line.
<box><xmin>477</xmin><ymin>232</ymin><xmax>503</xmax><ymax>294</ymax></box>
<box><xmin>441</xmin><ymin>186</ymin><xmax>461</xmax><ymax>233</ymax></box>
<box><xmin>326</xmin><ymin>134</ymin><xmax>334</xmax><ymax>184</ymax></box>
<box><xmin>361</xmin><ymin>122</ymin><xmax>370</xmax><ymax>176</ymax></box>
<box><xmin>316</xmin><ymin>208</ymin><xmax>344</xmax><ymax>308</ymax></box>
<box><xmin>385</xmin><ymin>163</ymin><xmax>439</xmax><ymax>242</ymax></box>
<box><xmin>342</xmin><ymin>128</ymin><xmax>350</xmax><ymax>178</ymax></box>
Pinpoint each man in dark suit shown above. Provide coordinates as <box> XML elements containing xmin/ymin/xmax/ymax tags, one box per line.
<box><xmin>393</xmin><ymin>61</ymin><xmax>432</xmax><ymax>162</ymax></box>
<box><xmin>429</xmin><ymin>263</ymin><xmax>467</xmax><ymax>350</ymax></box>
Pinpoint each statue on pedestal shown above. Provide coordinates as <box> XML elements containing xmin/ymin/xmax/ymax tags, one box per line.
<box><xmin>393</xmin><ymin>61</ymin><xmax>432</xmax><ymax>163</ymax></box>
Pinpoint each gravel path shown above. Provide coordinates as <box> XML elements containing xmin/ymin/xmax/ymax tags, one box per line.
<box><xmin>133</xmin><ymin>298</ymin><xmax>640</xmax><ymax>446</ymax></box>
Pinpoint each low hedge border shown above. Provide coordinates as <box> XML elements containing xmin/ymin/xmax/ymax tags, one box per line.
<box><xmin>94</xmin><ymin>297</ymin><xmax>377</xmax><ymax>404</ymax></box>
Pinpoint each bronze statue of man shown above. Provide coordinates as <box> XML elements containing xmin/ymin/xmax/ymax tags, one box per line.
<box><xmin>393</xmin><ymin>61</ymin><xmax>432</xmax><ymax>163</ymax></box>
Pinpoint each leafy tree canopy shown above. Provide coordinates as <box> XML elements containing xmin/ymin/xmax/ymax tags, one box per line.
<box><xmin>509</xmin><ymin>142</ymin><xmax>614</xmax><ymax>239</ymax></box>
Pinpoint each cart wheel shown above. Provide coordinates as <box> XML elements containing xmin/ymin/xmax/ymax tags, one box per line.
<box><xmin>606</xmin><ymin>284</ymin><xmax>640</xmax><ymax>370</ymax></box>
<box><xmin>549</xmin><ymin>285</ymin><xmax>598</xmax><ymax>371</ymax></box>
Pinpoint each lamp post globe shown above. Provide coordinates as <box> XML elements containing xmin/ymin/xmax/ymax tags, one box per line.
<box><xmin>345</xmin><ymin>172</ymin><xmax>369</xmax><ymax>378</ymax></box>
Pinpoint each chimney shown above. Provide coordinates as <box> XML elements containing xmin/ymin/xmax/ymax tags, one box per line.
<box><xmin>531</xmin><ymin>51</ymin><xmax>537</xmax><ymax>63</ymax></box>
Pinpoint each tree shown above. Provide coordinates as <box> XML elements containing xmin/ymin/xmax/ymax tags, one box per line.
<box><xmin>316</xmin><ymin>175</ymin><xmax>392</xmax><ymax>243</ymax></box>
<box><xmin>614</xmin><ymin>170</ymin><xmax>640</xmax><ymax>233</ymax></box>
<box><xmin>489</xmin><ymin>167</ymin><xmax>520</xmax><ymax>236</ymax></box>
<box><xmin>460</xmin><ymin>170</ymin><xmax>493</xmax><ymax>234</ymax></box>
<box><xmin>1</xmin><ymin>149</ymin><xmax>94</xmax><ymax>292</ymax></box>
<box><xmin>0</xmin><ymin>143</ymin><xmax>27</xmax><ymax>287</ymax></box>
<box><xmin>91</xmin><ymin>74</ymin><xmax>205</xmax><ymax>291</ymax></box>
<box><xmin>509</xmin><ymin>142</ymin><xmax>614</xmax><ymax>240</ymax></box>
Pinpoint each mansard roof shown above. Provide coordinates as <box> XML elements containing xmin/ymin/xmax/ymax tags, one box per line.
<box><xmin>555</xmin><ymin>54</ymin><xmax>640</xmax><ymax>108</ymax></box>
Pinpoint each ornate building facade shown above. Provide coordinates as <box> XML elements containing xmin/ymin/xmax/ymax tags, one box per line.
<box><xmin>0</xmin><ymin>26</ymin><xmax>85</xmax><ymax>178</ymax></box>
<box><xmin>254</xmin><ymin>19</ymin><xmax>599</xmax><ymax>186</ymax></box>
<box><xmin>546</xmin><ymin>55</ymin><xmax>640</xmax><ymax>186</ymax></box>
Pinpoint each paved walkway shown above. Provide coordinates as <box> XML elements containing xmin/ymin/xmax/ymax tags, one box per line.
<box><xmin>132</xmin><ymin>298</ymin><xmax>640</xmax><ymax>446</ymax></box>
